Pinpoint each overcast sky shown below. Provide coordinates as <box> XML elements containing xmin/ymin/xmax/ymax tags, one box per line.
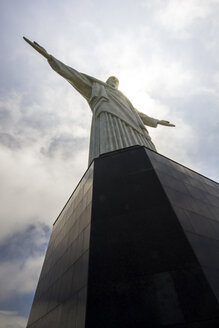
<box><xmin>0</xmin><ymin>0</ymin><xmax>219</xmax><ymax>327</ymax></box>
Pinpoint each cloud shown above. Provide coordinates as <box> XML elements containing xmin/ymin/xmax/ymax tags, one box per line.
<box><xmin>0</xmin><ymin>224</ymin><xmax>48</xmax><ymax>301</ymax></box>
<box><xmin>0</xmin><ymin>224</ymin><xmax>49</xmax><ymax>325</ymax></box>
<box><xmin>0</xmin><ymin>143</ymin><xmax>88</xmax><ymax>242</ymax></box>
<box><xmin>0</xmin><ymin>256</ymin><xmax>44</xmax><ymax>301</ymax></box>
<box><xmin>0</xmin><ymin>311</ymin><xmax>27</xmax><ymax>328</ymax></box>
<box><xmin>0</xmin><ymin>85</ymin><xmax>90</xmax><ymax>148</ymax></box>
<box><xmin>0</xmin><ymin>133</ymin><xmax>20</xmax><ymax>149</ymax></box>
<box><xmin>155</xmin><ymin>0</ymin><xmax>216</xmax><ymax>38</ymax></box>
<box><xmin>41</xmin><ymin>133</ymin><xmax>88</xmax><ymax>158</ymax></box>
<box><xmin>0</xmin><ymin>75</ymin><xmax>90</xmax><ymax>243</ymax></box>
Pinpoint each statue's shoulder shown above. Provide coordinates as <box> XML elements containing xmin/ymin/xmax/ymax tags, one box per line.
<box><xmin>83</xmin><ymin>74</ymin><xmax>132</xmax><ymax>104</ymax></box>
<box><xmin>83</xmin><ymin>73</ymin><xmax>107</xmax><ymax>87</ymax></box>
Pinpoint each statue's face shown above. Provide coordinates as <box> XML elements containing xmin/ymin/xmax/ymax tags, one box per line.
<box><xmin>106</xmin><ymin>76</ymin><xmax>119</xmax><ymax>89</ymax></box>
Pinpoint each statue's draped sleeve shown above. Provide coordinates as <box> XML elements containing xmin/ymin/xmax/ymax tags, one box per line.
<box><xmin>48</xmin><ymin>56</ymin><xmax>92</xmax><ymax>101</ymax></box>
<box><xmin>137</xmin><ymin>111</ymin><xmax>159</xmax><ymax>128</ymax></box>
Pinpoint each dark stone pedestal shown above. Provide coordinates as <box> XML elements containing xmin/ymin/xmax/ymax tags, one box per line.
<box><xmin>27</xmin><ymin>146</ymin><xmax>219</xmax><ymax>328</ymax></box>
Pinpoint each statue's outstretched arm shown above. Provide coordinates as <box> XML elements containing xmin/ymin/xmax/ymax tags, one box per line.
<box><xmin>23</xmin><ymin>37</ymin><xmax>92</xmax><ymax>100</ymax></box>
<box><xmin>138</xmin><ymin>111</ymin><xmax>175</xmax><ymax>128</ymax></box>
<box><xmin>23</xmin><ymin>37</ymin><xmax>52</xmax><ymax>59</ymax></box>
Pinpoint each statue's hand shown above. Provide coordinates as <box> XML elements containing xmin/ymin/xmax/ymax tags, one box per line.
<box><xmin>23</xmin><ymin>37</ymin><xmax>51</xmax><ymax>60</ymax></box>
<box><xmin>158</xmin><ymin>120</ymin><xmax>175</xmax><ymax>127</ymax></box>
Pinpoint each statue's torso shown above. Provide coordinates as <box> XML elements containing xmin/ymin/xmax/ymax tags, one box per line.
<box><xmin>88</xmin><ymin>82</ymin><xmax>146</xmax><ymax>135</ymax></box>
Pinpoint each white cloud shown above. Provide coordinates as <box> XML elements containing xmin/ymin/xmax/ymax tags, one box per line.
<box><xmin>0</xmin><ymin>80</ymin><xmax>90</xmax><ymax>242</ymax></box>
<box><xmin>0</xmin><ymin>144</ymin><xmax>88</xmax><ymax>242</ymax></box>
<box><xmin>0</xmin><ymin>222</ymin><xmax>49</xmax><ymax>303</ymax></box>
<box><xmin>0</xmin><ymin>311</ymin><xmax>27</xmax><ymax>328</ymax></box>
<box><xmin>142</xmin><ymin>59</ymin><xmax>194</xmax><ymax>98</ymax></box>
<box><xmin>150</xmin><ymin>116</ymin><xmax>198</xmax><ymax>165</ymax></box>
<box><xmin>213</xmin><ymin>71</ymin><xmax>219</xmax><ymax>89</ymax></box>
<box><xmin>0</xmin><ymin>256</ymin><xmax>44</xmax><ymax>301</ymax></box>
<box><xmin>155</xmin><ymin>0</ymin><xmax>215</xmax><ymax>38</ymax></box>
<box><xmin>93</xmin><ymin>30</ymin><xmax>196</xmax><ymax>101</ymax></box>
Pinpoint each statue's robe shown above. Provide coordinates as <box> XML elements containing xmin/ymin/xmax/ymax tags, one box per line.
<box><xmin>48</xmin><ymin>56</ymin><xmax>158</xmax><ymax>164</ymax></box>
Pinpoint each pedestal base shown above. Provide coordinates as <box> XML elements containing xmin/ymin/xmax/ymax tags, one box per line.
<box><xmin>27</xmin><ymin>146</ymin><xmax>219</xmax><ymax>328</ymax></box>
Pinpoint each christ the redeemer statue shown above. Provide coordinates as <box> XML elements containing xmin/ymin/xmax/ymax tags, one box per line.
<box><xmin>24</xmin><ymin>37</ymin><xmax>175</xmax><ymax>165</ymax></box>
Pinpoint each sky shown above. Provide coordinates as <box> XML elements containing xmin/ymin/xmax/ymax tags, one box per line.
<box><xmin>0</xmin><ymin>0</ymin><xmax>219</xmax><ymax>327</ymax></box>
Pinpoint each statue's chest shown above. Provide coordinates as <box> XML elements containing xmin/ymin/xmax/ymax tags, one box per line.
<box><xmin>106</xmin><ymin>89</ymin><xmax>132</xmax><ymax>109</ymax></box>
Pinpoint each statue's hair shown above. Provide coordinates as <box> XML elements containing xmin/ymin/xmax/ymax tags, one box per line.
<box><xmin>106</xmin><ymin>76</ymin><xmax>119</xmax><ymax>84</ymax></box>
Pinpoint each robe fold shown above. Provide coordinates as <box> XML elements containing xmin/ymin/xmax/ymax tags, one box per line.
<box><xmin>48</xmin><ymin>56</ymin><xmax>157</xmax><ymax>164</ymax></box>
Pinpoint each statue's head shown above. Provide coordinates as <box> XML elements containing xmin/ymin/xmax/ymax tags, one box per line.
<box><xmin>106</xmin><ymin>76</ymin><xmax>119</xmax><ymax>89</ymax></box>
